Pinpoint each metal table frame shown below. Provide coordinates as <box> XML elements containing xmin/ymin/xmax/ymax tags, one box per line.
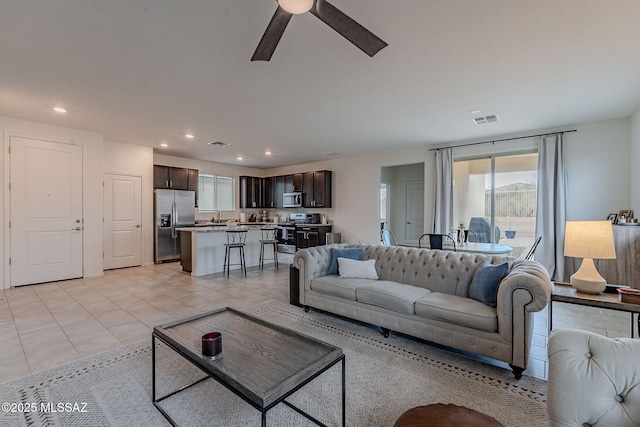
<box><xmin>549</xmin><ymin>283</ymin><xmax>640</xmax><ymax>338</ymax></box>
<box><xmin>152</xmin><ymin>310</ymin><xmax>346</xmax><ymax>427</ymax></box>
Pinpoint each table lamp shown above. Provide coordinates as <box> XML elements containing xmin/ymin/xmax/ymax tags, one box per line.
<box><xmin>564</xmin><ymin>220</ymin><xmax>616</xmax><ymax>294</ymax></box>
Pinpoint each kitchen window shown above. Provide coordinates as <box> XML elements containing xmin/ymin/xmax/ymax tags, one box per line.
<box><xmin>198</xmin><ymin>174</ymin><xmax>235</xmax><ymax>212</ymax></box>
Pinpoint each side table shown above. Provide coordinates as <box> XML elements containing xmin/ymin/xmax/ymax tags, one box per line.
<box><xmin>549</xmin><ymin>283</ymin><xmax>640</xmax><ymax>337</ymax></box>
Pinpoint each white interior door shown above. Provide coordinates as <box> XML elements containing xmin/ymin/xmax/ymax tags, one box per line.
<box><xmin>103</xmin><ymin>173</ymin><xmax>142</xmax><ymax>270</ymax></box>
<box><xmin>405</xmin><ymin>182</ymin><xmax>424</xmax><ymax>240</ymax></box>
<box><xmin>10</xmin><ymin>136</ymin><xmax>83</xmax><ymax>286</ymax></box>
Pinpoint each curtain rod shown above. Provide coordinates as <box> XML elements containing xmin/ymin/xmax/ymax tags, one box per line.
<box><xmin>428</xmin><ymin>129</ymin><xmax>577</xmax><ymax>151</ymax></box>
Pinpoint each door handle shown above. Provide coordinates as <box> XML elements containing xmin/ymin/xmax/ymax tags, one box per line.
<box><xmin>407</xmin><ymin>222</ymin><xmax>411</xmax><ymax>224</ymax></box>
<box><xmin>72</xmin><ymin>227</ymin><xmax>81</xmax><ymax>231</ymax></box>
<box><xmin>135</xmin><ymin>224</ymin><xmax>141</xmax><ymax>228</ymax></box>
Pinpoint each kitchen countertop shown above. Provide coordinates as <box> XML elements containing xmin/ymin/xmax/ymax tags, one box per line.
<box><xmin>177</xmin><ymin>223</ymin><xmax>280</xmax><ymax>232</ymax></box>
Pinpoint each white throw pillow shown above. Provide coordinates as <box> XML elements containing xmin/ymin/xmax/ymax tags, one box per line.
<box><xmin>338</xmin><ymin>258</ymin><xmax>379</xmax><ymax>279</ymax></box>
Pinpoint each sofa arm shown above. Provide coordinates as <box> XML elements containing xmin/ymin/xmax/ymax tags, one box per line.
<box><xmin>293</xmin><ymin>245</ymin><xmax>340</xmax><ymax>293</ymax></box>
<box><xmin>547</xmin><ymin>329</ymin><xmax>640</xmax><ymax>427</ymax></box>
<box><xmin>495</xmin><ymin>260</ymin><xmax>552</xmax><ymax>366</ymax></box>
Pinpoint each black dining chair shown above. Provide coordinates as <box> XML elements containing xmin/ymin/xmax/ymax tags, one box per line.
<box><xmin>525</xmin><ymin>236</ymin><xmax>542</xmax><ymax>261</ymax></box>
<box><xmin>418</xmin><ymin>234</ymin><xmax>457</xmax><ymax>251</ymax></box>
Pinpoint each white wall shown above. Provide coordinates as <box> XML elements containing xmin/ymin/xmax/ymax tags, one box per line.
<box><xmin>630</xmin><ymin>109</ymin><xmax>640</xmax><ymax>213</ymax></box>
<box><xmin>564</xmin><ymin>118</ymin><xmax>631</xmax><ymax>220</ymax></box>
<box><xmin>103</xmin><ymin>140</ymin><xmax>154</xmax><ymax>265</ymax></box>
<box><xmin>1</xmin><ymin>116</ymin><xmax>104</xmax><ymax>288</ymax></box>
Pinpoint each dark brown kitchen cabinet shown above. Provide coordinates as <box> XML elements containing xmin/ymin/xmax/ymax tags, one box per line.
<box><xmin>240</xmin><ymin>176</ymin><xmax>263</xmax><ymax>208</ymax></box>
<box><xmin>274</xmin><ymin>175</ymin><xmax>285</xmax><ymax>208</ymax></box>
<box><xmin>187</xmin><ymin>169</ymin><xmax>198</xmax><ymax>191</ymax></box>
<box><xmin>295</xmin><ymin>225</ymin><xmax>332</xmax><ymax>250</ymax></box>
<box><xmin>302</xmin><ymin>170</ymin><xmax>332</xmax><ymax>208</ymax></box>
<box><xmin>153</xmin><ymin>165</ymin><xmax>196</xmax><ymax>191</ymax></box>
<box><xmin>262</xmin><ymin>177</ymin><xmax>276</xmax><ymax>208</ymax></box>
<box><xmin>154</xmin><ymin>165</ymin><xmax>171</xmax><ymax>188</ymax></box>
<box><xmin>188</xmin><ymin>168</ymin><xmax>199</xmax><ymax>206</ymax></box>
<box><xmin>284</xmin><ymin>174</ymin><xmax>304</xmax><ymax>193</ymax></box>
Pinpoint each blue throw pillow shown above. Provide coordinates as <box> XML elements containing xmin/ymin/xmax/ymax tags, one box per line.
<box><xmin>469</xmin><ymin>261</ymin><xmax>510</xmax><ymax>308</ymax></box>
<box><xmin>328</xmin><ymin>248</ymin><xmax>363</xmax><ymax>275</ymax></box>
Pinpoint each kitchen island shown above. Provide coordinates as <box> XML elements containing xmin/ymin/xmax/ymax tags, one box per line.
<box><xmin>177</xmin><ymin>224</ymin><xmax>277</xmax><ymax>276</ymax></box>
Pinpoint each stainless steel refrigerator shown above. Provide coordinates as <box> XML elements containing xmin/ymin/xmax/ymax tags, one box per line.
<box><xmin>154</xmin><ymin>189</ymin><xmax>195</xmax><ymax>263</ymax></box>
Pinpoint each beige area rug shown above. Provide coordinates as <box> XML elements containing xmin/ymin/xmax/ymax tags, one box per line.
<box><xmin>0</xmin><ymin>301</ymin><xmax>547</xmax><ymax>426</ymax></box>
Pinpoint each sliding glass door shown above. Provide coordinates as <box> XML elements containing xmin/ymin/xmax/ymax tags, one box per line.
<box><xmin>453</xmin><ymin>152</ymin><xmax>538</xmax><ymax>259</ymax></box>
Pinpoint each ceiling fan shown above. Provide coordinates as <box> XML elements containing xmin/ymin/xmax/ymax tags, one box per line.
<box><xmin>251</xmin><ymin>0</ymin><xmax>388</xmax><ymax>61</ymax></box>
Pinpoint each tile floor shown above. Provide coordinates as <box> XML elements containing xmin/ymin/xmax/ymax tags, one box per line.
<box><xmin>0</xmin><ymin>257</ymin><xmax>636</xmax><ymax>383</ymax></box>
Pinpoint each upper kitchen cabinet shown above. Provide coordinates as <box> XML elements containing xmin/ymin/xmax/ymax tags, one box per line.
<box><xmin>263</xmin><ymin>176</ymin><xmax>287</xmax><ymax>209</ymax></box>
<box><xmin>274</xmin><ymin>175</ymin><xmax>285</xmax><ymax>208</ymax></box>
<box><xmin>240</xmin><ymin>176</ymin><xmax>263</xmax><ymax>208</ymax></box>
<box><xmin>303</xmin><ymin>170</ymin><xmax>332</xmax><ymax>208</ymax></box>
<box><xmin>153</xmin><ymin>165</ymin><xmax>195</xmax><ymax>191</ymax></box>
<box><xmin>187</xmin><ymin>168</ymin><xmax>199</xmax><ymax>192</ymax></box>
<box><xmin>188</xmin><ymin>168</ymin><xmax>199</xmax><ymax>207</ymax></box>
<box><xmin>284</xmin><ymin>173</ymin><xmax>304</xmax><ymax>193</ymax></box>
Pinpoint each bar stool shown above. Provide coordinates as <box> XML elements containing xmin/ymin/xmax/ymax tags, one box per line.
<box><xmin>223</xmin><ymin>229</ymin><xmax>247</xmax><ymax>277</ymax></box>
<box><xmin>259</xmin><ymin>227</ymin><xmax>279</xmax><ymax>270</ymax></box>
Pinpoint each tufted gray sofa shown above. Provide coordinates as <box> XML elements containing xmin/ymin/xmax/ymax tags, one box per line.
<box><xmin>294</xmin><ymin>244</ymin><xmax>552</xmax><ymax>378</ymax></box>
<box><xmin>547</xmin><ymin>328</ymin><xmax>640</xmax><ymax>426</ymax></box>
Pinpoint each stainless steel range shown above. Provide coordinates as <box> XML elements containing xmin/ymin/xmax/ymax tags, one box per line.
<box><xmin>277</xmin><ymin>213</ymin><xmax>320</xmax><ymax>253</ymax></box>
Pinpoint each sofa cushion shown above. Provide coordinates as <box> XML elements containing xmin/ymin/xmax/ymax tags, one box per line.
<box><xmin>327</xmin><ymin>248</ymin><xmax>363</xmax><ymax>275</ymax></box>
<box><xmin>310</xmin><ymin>276</ymin><xmax>376</xmax><ymax>301</ymax></box>
<box><xmin>338</xmin><ymin>258</ymin><xmax>379</xmax><ymax>279</ymax></box>
<box><xmin>356</xmin><ymin>281</ymin><xmax>431</xmax><ymax>315</ymax></box>
<box><xmin>415</xmin><ymin>292</ymin><xmax>497</xmax><ymax>332</ymax></box>
<box><xmin>469</xmin><ymin>261</ymin><xmax>509</xmax><ymax>308</ymax></box>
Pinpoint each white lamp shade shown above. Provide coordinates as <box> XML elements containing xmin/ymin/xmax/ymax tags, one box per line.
<box><xmin>278</xmin><ymin>0</ymin><xmax>314</xmax><ymax>14</ymax></box>
<box><xmin>564</xmin><ymin>220</ymin><xmax>616</xmax><ymax>260</ymax></box>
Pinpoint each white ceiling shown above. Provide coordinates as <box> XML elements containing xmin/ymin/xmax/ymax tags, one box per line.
<box><xmin>1</xmin><ymin>1</ymin><xmax>640</xmax><ymax>168</ymax></box>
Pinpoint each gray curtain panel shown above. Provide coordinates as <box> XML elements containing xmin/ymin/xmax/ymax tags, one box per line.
<box><xmin>535</xmin><ymin>134</ymin><xmax>567</xmax><ymax>281</ymax></box>
<box><xmin>434</xmin><ymin>148</ymin><xmax>453</xmax><ymax>233</ymax></box>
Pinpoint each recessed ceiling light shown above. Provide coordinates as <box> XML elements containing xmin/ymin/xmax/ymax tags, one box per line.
<box><xmin>237</xmin><ymin>156</ymin><xmax>244</xmax><ymax>161</ymax></box>
<box><xmin>208</xmin><ymin>141</ymin><xmax>230</xmax><ymax>146</ymax></box>
<box><xmin>160</xmin><ymin>143</ymin><xmax>168</xmax><ymax>147</ymax></box>
<box><xmin>470</xmin><ymin>109</ymin><xmax>481</xmax><ymax>115</ymax></box>
<box><xmin>265</xmin><ymin>151</ymin><xmax>272</xmax><ymax>156</ymax></box>
<box><xmin>53</xmin><ymin>107</ymin><xmax>67</xmax><ymax>113</ymax></box>
<box><xmin>185</xmin><ymin>133</ymin><xmax>194</xmax><ymax>139</ymax></box>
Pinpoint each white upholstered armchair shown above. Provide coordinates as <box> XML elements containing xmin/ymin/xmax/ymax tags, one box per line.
<box><xmin>547</xmin><ymin>328</ymin><xmax>640</xmax><ymax>427</ymax></box>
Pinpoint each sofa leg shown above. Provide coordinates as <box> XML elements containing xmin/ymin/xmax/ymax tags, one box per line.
<box><xmin>510</xmin><ymin>365</ymin><xmax>524</xmax><ymax>380</ymax></box>
<box><xmin>381</xmin><ymin>328</ymin><xmax>390</xmax><ymax>338</ymax></box>
<box><xmin>304</xmin><ymin>306</ymin><xmax>310</xmax><ymax>313</ymax></box>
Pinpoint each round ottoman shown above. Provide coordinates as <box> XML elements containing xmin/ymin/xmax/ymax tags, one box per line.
<box><xmin>394</xmin><ymin>403</ymin><xmax>504</xmax><ymax>427</ymax></box>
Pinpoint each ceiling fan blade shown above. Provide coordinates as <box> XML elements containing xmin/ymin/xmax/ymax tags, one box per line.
<box><xmin>310</xmin><ymin>0</ymin><xmax>387</xmax><ymax>57</ymax></box>
<box><xmin>251</xmin><ymin>6</ymin><xmax>293</xmax><ymax>61</ymax></box>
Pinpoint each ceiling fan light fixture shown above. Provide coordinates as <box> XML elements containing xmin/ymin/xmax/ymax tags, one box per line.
<box><xmin>278</xmin><ymin>0</ymin><xmax>313</xmax><ymax>15</ymax></box>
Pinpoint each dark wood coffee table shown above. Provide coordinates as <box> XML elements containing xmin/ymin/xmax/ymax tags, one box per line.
<box><xmin>152</xmin><ymin>307</ymin><xmax>345</xmax><ymax>427</ymax></box>
<box><xmin>394</xmin><ymin>403</ymin><xmax>504</xmax><ymax>427</ymax></box>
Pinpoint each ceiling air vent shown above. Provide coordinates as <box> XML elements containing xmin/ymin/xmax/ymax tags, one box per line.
<box><xmin>472</xmin><ymin>115</ymin><xmax>498</xmax><ymax>125</ymax></box>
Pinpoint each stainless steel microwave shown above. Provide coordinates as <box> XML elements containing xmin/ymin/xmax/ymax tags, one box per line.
<box><xmin>283</xmin><ymin>192</ymin><xmax>302</xmax><ymax>208</ymax></box>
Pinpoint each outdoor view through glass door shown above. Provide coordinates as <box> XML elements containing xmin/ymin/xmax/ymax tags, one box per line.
<box><xmin>453</xmin><ymin>152</ymin><xmax>538</xmax><ymax>259</ymax></box>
